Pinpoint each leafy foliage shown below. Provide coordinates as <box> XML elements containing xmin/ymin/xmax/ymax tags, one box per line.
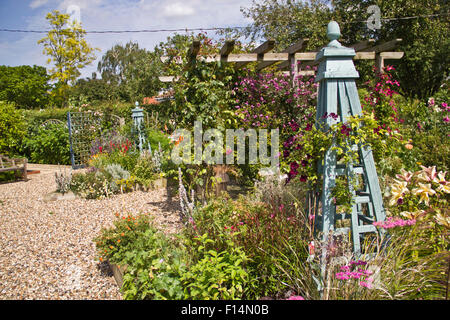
<box><xmin>181</xmin><ymin>234</ymin><xmax>250</xmax><ymax>300</ymax></box>
<box><xmin>236</xmin><ymin>0</ymin><xmax>449</xmax><ymax>98</ymax></box>
<box><xmin>97</xmin><ymin>41</ymin><xmax>163</xmax><ymax>102</ymax></box>
<box><xmin>95</xmin><ymin>213</ymin><xmax>187</xmax><ymax>300</ymax></box>
<box><xmin>23</xmin><ymin>122</ymin><xmax>70</xmax><ymax>165</ymax></box>
<box><xmin>158</xmin><ymin>33</ymin><xmax>245</xmax><ymax>130</ymax></box>
<box><xmin>0</xmin><ymin>65</ymin><xmax>51</xmax><ymax>109</ymax></box>
<box><xmin>333</xmin><ymin>0</ymin><xmax>449</xmax><ymax>98</ymax></box>
<box><xmin>38</xmin><ymin>10</ymin><xmax>98</xmax><ymax>104</ymax></box>
<box><xmin>0</xmin><ymin>101</ymin><xmax>27</xmax><ymax>156</ymax></box>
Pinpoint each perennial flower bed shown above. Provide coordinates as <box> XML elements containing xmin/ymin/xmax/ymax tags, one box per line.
<box><xmin>89</xmin><ymin>60</ymin><xmax>449</xmax><ymax>300</ymax></box>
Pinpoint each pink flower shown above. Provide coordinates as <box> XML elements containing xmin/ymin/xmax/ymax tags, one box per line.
<box><xmin>373</xmin><ymin>217</ymin><xmax>416</xmax><ymax>229</ymax></box>
<box><xmin>288</xmin><ymin>295</ymin><xmax>305</xmax><ymax>300</ymax></box>
<box><xmin>359</xmin><ymin>280</ymin><xmax>373</xmax><ymax>289</ymax></box>
<box><xmin>444</xmin><ymin>116</ymin><xmax>449</xmax><ymax>123</ymax></box>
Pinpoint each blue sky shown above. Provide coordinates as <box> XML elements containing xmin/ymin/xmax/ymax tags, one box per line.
<box><xmin>0</xmin><ymin>0</ymin><xmax>254</xmax><ymax>78</ymax></box>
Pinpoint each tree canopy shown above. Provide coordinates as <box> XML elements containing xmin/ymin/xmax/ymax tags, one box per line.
<box><xmin>97</xmin><ymin>41</ymin><xmax>162</xmax><ymax>102</ymax></box>
<box><xmin>235</xmin><ymin>0</ymin><xmax>449</xmax><ymax>98</ymax></box>
<box><xmin>38</xmin><ymin>10</ymin><xmax>98</xmax><ymax>86</ymax></box>
<box><xmin>0</xmin><ymin>65</ymin><xmax>51</xmax><ymax>109</ymax></box>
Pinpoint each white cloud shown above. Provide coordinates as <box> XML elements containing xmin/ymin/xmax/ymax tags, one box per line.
<box><xmin>29</xmin><ymin>0</ymin><xmax>50</xmax><ymax>9</ymax></box>
<box><xmin>163</xmin><ymin>2</ymin><xmax>195</xmax><ymax>18</ymax></box>
<box><xmin>2</xmin><ymin>0</ymin><xmax>255</xmax><ymax>78</ymax></box>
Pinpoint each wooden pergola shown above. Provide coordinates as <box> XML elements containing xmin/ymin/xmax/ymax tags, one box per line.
<box><xmin>159</xmin><ymin>37</ymin><xmax>404</xmax><ymax>82</ymax></box>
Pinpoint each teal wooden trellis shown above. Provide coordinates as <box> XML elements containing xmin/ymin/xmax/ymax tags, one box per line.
<box><xmin>131</xmin><ymin>101</ymin><xmax>146</xmax><ymax>154</ymax></box>
<box><xmin>313</xmin><ymin>21</ymin><xmax>386</xmax><ymax>257</ymax></box>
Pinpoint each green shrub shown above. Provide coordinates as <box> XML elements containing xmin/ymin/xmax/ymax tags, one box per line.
<box><xmin>23</xmin><ymin>122</ymin><xmax>70</xmax><ymax>164</ymax></box>
<box><xmin>0</xmin><ymin>65</ymin><xmax>51</xmax><ymax>109</ymax></box>
<box><xmin>181</xmin><ymin>233</ymin><xmax>250</xmax><ymax>300</ymax></box>
<box><xmin>132</xmin><ymin>153</ymin><xmax>159</xmax><ymax>187</ymax></box>
<box><xmin>0</xmin><ymin>101</ymin><xmax>27</xmax><ymax>156</ymax></box>
<box><xmin>22</xmin><ymin>108</ymin><xmax>70</xmax><ymax>128</ymax></box>
<box><xmin>145</xmin><ymin>128</ymin><xmax>171</xmax><ymax>153</ymax></box>
<box><xmin>184</xmin><ymin>184</ymin><xmax>310</xmax><ymax>299</ymax></box>
<box><xmin>0</xmin><ymin>171</ymin><xmax>16</xmax><ymax>182</ymax></box>
<box><xmin>95</xmin><ymin>214</ymin><xmax>187</xmax><ymax>300</ymax></box>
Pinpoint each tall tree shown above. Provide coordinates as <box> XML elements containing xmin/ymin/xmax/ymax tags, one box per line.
<box><xmin>97</xmin><ymin>41</ymin><xmax>162</xmax><ymax>102</ymax></box>
<box><xmin>238</xmin><ymin>0</ymin><xmax>332</xmax><ymax>51</ymax></box>
<box><xmin>38</xmin><ymin>10</ymin><xmax>98</xmax><ymax>97</ymax></box>
<box><xmin>333</xmin><ymin>0</ymin><xmax>449</xmax><ymax>98</ymax></box>
<box><xmin>236</xmin><ymin>0</ymin><xmax>449</xmax><ymax>98</ymax></box>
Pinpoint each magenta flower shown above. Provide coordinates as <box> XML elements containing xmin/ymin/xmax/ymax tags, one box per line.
<box><xmin>340</xmin><ymin>124</ymin><xmax>352</xmax><ymax>136</ymax></box>
<box><xmin>373</xmin><ymin>217</ymin><xmax>416</xmax><ymax>229</ymax></box>
<box><xmin>287</xmin><ymin>295</ymin><xmax>305</xmax><ymax>300</ymax></box>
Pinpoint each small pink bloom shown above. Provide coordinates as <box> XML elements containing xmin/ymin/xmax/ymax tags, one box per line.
<box><xmin>288</xmin><ymin>295</ymin><xmax>305</xmax><ymax>300</ymax></box>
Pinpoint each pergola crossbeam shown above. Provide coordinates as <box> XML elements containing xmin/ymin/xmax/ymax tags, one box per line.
<box><xmin>257</xmin><ymin>38</ymin><xmax>308</xmax><ymax>71</ymax></box>
<box><xmin>158</xmin><ymin>38</ymin><xmax>404</xmax><ymax>82</ymax></box>
<box><xmin>362</xmin><ymin>38</ymin><xmax>402</xmax><ymax>53</ymax></box>
<box><xmin>235</xmin><ymin>39</ymin><xmax>275</xmax><ymax>69</ymax></box>
<box><xmin>350</xmin><ymin>39</ymin><xmax>376</xmax><ymax>51</ymax></box>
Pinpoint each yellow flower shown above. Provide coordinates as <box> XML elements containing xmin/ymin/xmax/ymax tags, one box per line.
<box><xmin>411</xmin><ymin>183</ymin><xmax>436</xmax><ymax>205</ymax></box>
<box><xmin>433</xmin><ymin>171</ymin><xmax>450</xmax><ymax>194</ymax></box>
<box><xmin>389</xmin><ymin>179</ymin><xmax>409</xmax><ymax>206</ymax></box>
<box><xmin>400</xmin><ymin>210</ymin><xmax>425</xmax><ymax>220</ymax></box>
<box><xmin>434</xmin><ymin>212</ymin><xmax>450</xmax><ymax>228</ymax></box>
<box><xmin>437</xmin><ymin>184</ymin><xmax>450</xmax><ymax>194</ymax></box>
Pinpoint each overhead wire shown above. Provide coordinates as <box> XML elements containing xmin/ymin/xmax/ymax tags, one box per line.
<box><xmin>0</xmin><ymin>12</ymin><xmax>448</xmax><ymax>34</ymax></box>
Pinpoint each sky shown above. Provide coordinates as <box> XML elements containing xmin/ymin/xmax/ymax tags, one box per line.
<box><xmin>0</xmin><ymin>0</ymin><xmax>254</xmax><ymax>78</ymax></box>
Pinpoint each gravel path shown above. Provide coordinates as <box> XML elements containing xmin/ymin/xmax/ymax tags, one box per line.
<box><xmin>0</xmin><ymin>165</ymin><xmax>182</xmax><ymax>300</ymax></box>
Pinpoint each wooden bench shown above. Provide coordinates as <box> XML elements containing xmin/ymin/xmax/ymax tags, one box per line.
<box><xmin>0</xmin><ymin>154</ymin><xmax>27</xmax><ymax>180</ymax></box>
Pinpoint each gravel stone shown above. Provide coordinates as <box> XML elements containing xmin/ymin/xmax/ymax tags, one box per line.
<box><xmin>0</xmin><ymin>165</ymin><xmax>182</xmax><ymax>300</ymax></box>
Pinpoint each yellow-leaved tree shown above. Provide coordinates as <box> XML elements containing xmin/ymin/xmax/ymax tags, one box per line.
<box><xmin>38</xmin><ymin>10</ymin><xmax>98</xmax><ymax>105</ymax></box>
